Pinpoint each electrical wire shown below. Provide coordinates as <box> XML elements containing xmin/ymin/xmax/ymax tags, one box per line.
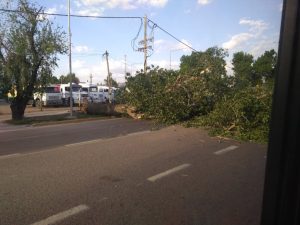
<box><xmin>0</xmin><ymin>8</ymin><xmax>197</xmax><ymax>52</ymax></box>
<box><xmin>148</xmin><ymin>18</ymin><xmax>197</xmax><ymax>52</ymax></box>
<box><xmin>146</xmin><ymin>21</ymin><xmax>157</xmax><ymax>57</ymax></box>
<box><xmin>0</xmin><ymin>8</ymin><xmax>142</xmax><ymax>19</ymax></box>
<box><xmin>131</xmin><ymin>18</ymin><xmax>143</xmax><ymax>52</ymax></box>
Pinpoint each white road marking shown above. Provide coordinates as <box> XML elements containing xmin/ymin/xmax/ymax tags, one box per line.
<box><xmin>65</xmin><ymin>130</ymin><xmax>151</xmax><ymax>147</ymax></box>
<box><xmin>126</xmin><ymin>130</ymin><xmax>151</xmax><ymax>137</ymax></box>
<box><xmin>147</xmin><ymin>163</ymin><xmax>191</xmax><ymax>182</ymax></box>
<box><xmin>0</xmin><ymin>153</ymin><xmax>21</xmax><ymax>160</ymax></box>
<box><xmin>214</xmin><ymin>145</ymin><xmax>239</xmax><ymax>155</ymax></box>
<box><xmin>30</xmin><ymin>204</ymin><xmax>89</xmax><ymax>225</ymax></box>
<box><xmin>65</xmin><ymin>139</ymin><xmax>102</xmax><ymax>147</ymax></box>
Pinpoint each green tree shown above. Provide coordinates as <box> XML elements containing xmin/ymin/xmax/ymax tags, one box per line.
<box><xmin>0</xmin><ymin>0</ymin><xmax>66</xmax><ymax>119</ymax></box>
<box><xmin>180</xmin><ymin>47</ymin><xmax>230</xmax><ymax>112</ymax></box>
<box><xmin>232</xmin><ymin>51</ymin><xmax>254</xmax><ymax>88</ymax></box>
<box><xmin>104</xmin><ymin>77</ymin><xmax>118</xmax><ymax>88</ymax></box>
<box><xmin>49</xmin><ymin>75</ymin><xmax>59</xmax><ymax>84</ymax></box>
<box><xmin>59</xmin><ymin>73</ymin><xmax>80</xmax><ymax>84</ymax></box>
<box><xmin>253</xmin><ymin>49</ymin><xmax>277</xmax><ymax>82</ymax></box>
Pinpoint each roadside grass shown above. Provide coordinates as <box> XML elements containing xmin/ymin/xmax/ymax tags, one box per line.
<box><xmin>5</xmin><ymin>112</ymin><xmax>123</xmax><ymax>126</ymax></box>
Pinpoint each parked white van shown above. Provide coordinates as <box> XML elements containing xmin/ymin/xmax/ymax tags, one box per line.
<box><xmin>33</xmin><ymin>85</ymin><xmax>62</xmax><ymax>107</ymax></box>
<box><xmin>80</xmin><ymin>83</ymin><xmax>100</xmax><ymax>103</ymax></box>
<box><xmin>59</xmin><ymin>83</ymin><xmax>89</xmax><ymax>105</ymax></box>
<box><xmin>97</xmin><ymin>85</ymin><xmax>110</xmax><ymax>103</ymax></box>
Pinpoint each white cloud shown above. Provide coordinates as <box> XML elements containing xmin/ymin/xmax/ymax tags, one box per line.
<box><xmin>153</xmin><ymin>39</ymin><xmax>167</xmax><ymax>53</ymax></box>
<box><xmin>77</xmin><ymin>0</ymin><xmax>168</xmax><ymax>10</ymax></box>
<box><xmin>239</xmin><ymin>18</ymin><xmax>268</xmax><ymax>35</ymax></box>
<box><xmin>222</xmin><ymin>18</ymin><xmax>277</xmax><ymax>74</ymax></box>
<box><xmin>222</xmin><ymin>33</ymin><xmax>253</xmax><ymax>49</ymax></box>
<box><xmin>249</xmin><ymin>37</ymin><xmax>279</xmax><ymax>58</ymax></box>
<box><xmin>137</xmin><ymin>0</ymin><xmax>168</xmax><ymax>8</ymax></box>
<box><xmin>197</xmin><ymin>0</ymin><xmax>212</xmax><ymax>6</ymax></box>
<box><xmin>73</xmin><ymin>45</ymin><xmax>90</xmax><ymax>53</ymax></box>
<box><xmin>38</xmin><ymin>7</ymin><xmax>57</xmax><ymax>20</ymax></box>
<box><xmin>73</xmin><ymin>59</ymin><xmax>85</xmax><ymax>69</ymax></box>
<box><xmin>45</xmin><ymin>7</ymin><xmax>58</xmax><ymax>14</ymax></box>
<box><xmin>153</xmin><ymin>39</ymin><xmax>193</xmax><ymax>54</ymax></box>
<box><xmin>222</xmin><ymin>19</ymin><xmax>269</xmax><ymax>50</ymax></box>
<box><xmin>76</xmin><ymin>7</ymin><xmax>104</xmax><ymax>16</ymax></box>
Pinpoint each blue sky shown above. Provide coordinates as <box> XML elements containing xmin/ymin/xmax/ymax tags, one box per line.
<box><xmin>36</xmin><ymin>0</ymin><xmax>283</xmax><ymax>84</ymax></box>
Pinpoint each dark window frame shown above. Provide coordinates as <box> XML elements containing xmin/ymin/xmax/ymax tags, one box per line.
<box><xmin>261</xmin><ymin>0</ymin><xmax>300</xmax><ymax>224</ymax></box>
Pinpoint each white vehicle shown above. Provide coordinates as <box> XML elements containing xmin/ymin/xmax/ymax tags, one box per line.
<box><xmin>80</xmin><ymin>83</ymin><xmax>100</xmax><ymax>103</ymax></box>
<box><xmin>89</xmin><ymin>85</ymin><xmax>100</xmax><ymax>102</ymax></box>
<box><xmin>97</xmin><ymin>85</ymin><xmax>109</xmax><ymax>103</ymax></box>
<box><xmin>59</xmin><ymin>83</ymin><xmax>89</xmax><ymax>105</ymax></box>
<box><xmin>33</xmin><ymin>85</ymin><xmax>62</xmax><ymax>107</ymax></box>
<box><xmin>97</xmin><ymin>86</ymin><xmax>118</xmax><ymax>103</ymax></box>
<box><xmin>78</xmin><ymin>84</ymin><xmax>117</xmax><ymax>103</ymax></box>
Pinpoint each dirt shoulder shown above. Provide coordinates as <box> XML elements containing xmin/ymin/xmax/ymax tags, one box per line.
<box><xmin>0</xmin><ymin>101</ymin><xmax>73</xmax><ymax>115</ymax></box>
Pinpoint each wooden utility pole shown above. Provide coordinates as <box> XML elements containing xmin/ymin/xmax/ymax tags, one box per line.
<box><xmin>103</xmin><ymin>50</ymin><xmax>112</xmax><ymax>103</ymax></box>
<box><xmin>144</xmin><ymin>15</ymin><xmax>147</xmax><ymax>74</ymax></box>
<box><xmin>68</xmin><ymin>0</ymin><xmax>73</xmax><ymax>116</ymax></box>
<box><xmin>89</xmin><ymin>74</ymin><xmax>93</xmax><ymax>85</ymax></box>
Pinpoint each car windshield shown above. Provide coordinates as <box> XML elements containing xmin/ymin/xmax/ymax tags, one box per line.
<box><xmin>89</xmin><ymin>87</ymin><xmax>98</xmax><ymax>92</ymax></box>
<box><xmin>45</xmin><ymin>87</ymin><xmax>60</xmax><ymax>93</ymax></box>
<box><xmin>72</xmin><ymin>87</ymin><xmax>81</xmax><ymax>92</ymax></box>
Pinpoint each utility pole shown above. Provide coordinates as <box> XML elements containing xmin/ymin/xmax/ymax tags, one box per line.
<box><xmin>144</xmin><ymin>15</ymin><xmax>147</xmax><ymax>74</ymax></box>
<box><xmin>103</xmin><ymin>50</ymin><xmax>112</xmax><ymax>103</ymax></box>
<box><xmin>89</xmin><ymin>74</ymin><xmax>93</xmax><ymax>85</ymax></box>
<box><xmin>68</xmin><ymin>0</ymin><xmax>73</xmax><ymax>116</ymax></box>
<box><xmin>137</xmin><ymin>15</ymin><xmax>152</xmax><ymax>75</ymax></box>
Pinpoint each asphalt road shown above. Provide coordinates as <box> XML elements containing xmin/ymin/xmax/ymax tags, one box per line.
<box><xmin>0</xmin><ymin>120</ymin><xmax>266</xmax><ymax>225</ymax></box>
<box><xmin>0</xmin><ymin>118</ymin><xmax>154</xmax><ymax>156</ymax></box>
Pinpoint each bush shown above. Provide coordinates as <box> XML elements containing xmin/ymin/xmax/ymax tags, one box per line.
<box><xmin>118</xmin><ymin>47</ymin><xmax>276</xmax><ymax>143</ymax></box>
<box><xmin>189</xmin><ymin>84</ymin><xmax>273</xmax><ymax>143</ymax></box>
<box><xmin>123</xmin><ymin>65</ymin><xmax>230</xmax><ymax>124</ymax></box>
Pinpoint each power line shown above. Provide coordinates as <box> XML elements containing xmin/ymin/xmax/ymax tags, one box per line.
<box><xmin>0</xmin><ymin>8</ymin><xmax>197</xmax><ymax>52</ymax></box>
<box><xmin>131</xmin><ymin>18</ymin><xmax>143</xmax><ymax>51</ymax></box>
<box><xmin>148</xmin><ymin>19</ymin><xmax>197</xmax><ymax>52</ymax></box>
<box><xmin>0</xmin><ymin>8</ymin><xmax>142</xmax><ymax>19</ymax></box>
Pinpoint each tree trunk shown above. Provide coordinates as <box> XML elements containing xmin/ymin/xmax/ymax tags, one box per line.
<box><xmin>10</xmin><ymin>100</ymin><xmax>27</xmax><ymax>120</ymax></box>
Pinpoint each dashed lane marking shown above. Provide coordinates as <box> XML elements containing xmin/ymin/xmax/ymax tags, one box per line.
<box><xmin>30</xmin><ymin>204</ymin><xmax>89</xmax><ymax>225</ymax></box>
<box><xmin>65</xmin><ymin>130</ymin><xmax>151</xmax><ymax>147</ymax></box>
<box><xmin>214</xmin><ymin>145</ymin><xmax>239</xmax><ymax>155</ymax></box>
<box><xmin>147</xmin><ymin>163</ymin><xmax>191</xmax><ymax>182</ymax></box>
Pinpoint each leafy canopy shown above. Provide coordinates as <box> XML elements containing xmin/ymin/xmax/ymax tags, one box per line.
<box><xmin>0</xmin><ymin>0</ymin><xmax>67</xmax><ymax>119</ymax></box>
